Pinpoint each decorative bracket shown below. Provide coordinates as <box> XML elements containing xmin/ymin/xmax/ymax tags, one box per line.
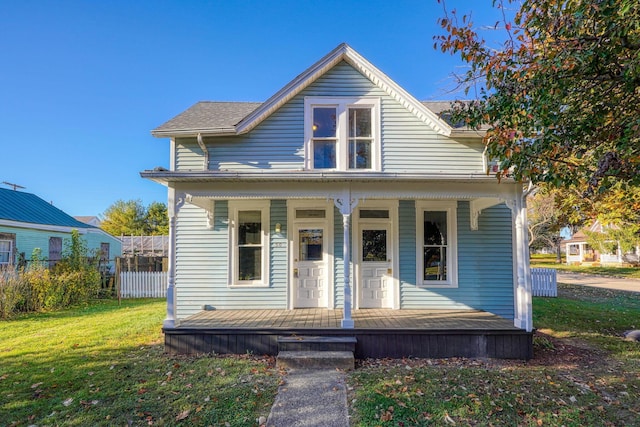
<box><xmin>333</xmin><ymin>191</ymin><xmax>359</xmax><ymax>216</ymax></box>
<box><xmin>469</xmin><ymin>197</ymin><xmax>502</xmax><ymax>230</ymax></box>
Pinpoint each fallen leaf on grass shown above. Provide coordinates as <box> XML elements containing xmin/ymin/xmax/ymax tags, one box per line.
<box><xmin>176</xmin><ymin>409</ymin><xmax>190</xmax><ymax>421</ymax></box>
<box><xmin>63</xmin><ymin>398</ymin><xmax>74</xmax><ymax>407</ymax></box>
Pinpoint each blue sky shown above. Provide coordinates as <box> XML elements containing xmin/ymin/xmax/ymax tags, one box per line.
<box><xmin>1</xmin><ymin>0</ymin><xmax>503</xmax><ymax>218</ymax></box>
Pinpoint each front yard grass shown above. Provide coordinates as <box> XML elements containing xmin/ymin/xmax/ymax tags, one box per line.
<box><xmin>0</xmin><ymin>299</ymin><xmax>278</xmax><ymax>426</ymax></box>
<box><xmin>348</xmin><ymin>283</ymin><xmax>640</xmax><ymax>426</ymax></box>
<box><xmin>531</xmin><ymin>253</ymin><xmax>640</xmax><ymax>279</ymax></box>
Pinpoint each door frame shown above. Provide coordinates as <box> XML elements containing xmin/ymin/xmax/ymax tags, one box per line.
<box><xmin>287</xmin><ymin>200</ymin><xmax>335</xmax><ymax>309</ymax></box>
<box><xmin>354</xmin><ymin>200</ymin><xmax>399</xmax><ymax>309</ymax></box>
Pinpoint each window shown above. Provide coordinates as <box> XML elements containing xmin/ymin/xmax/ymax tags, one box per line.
<box><xmin>0</xmin><ymin>240</ymin><xmax>12</xmax><ymax>265</ymax></box>
<box><xmin>305</xmin><ymin>97</ymin><xmax>380</xmax><ymax>171</ymax></box>
<box><xmin>230</xmin><ymin>201</ymin><xmax>269</xmax><ymax>286</ymax></box>
<box><xmin>416</xmin><ymin>201</ymin><xmax>458</xmax><ymax>287</ymax></box>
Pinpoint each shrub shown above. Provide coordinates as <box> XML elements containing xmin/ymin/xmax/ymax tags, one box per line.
<box><xmin>0</xmin><ymin>267</ymin><xmax>27</xmax><ymax>319</ymax></box>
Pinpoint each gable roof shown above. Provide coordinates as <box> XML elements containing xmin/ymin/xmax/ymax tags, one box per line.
<box><xmin>0</xmin><ymin>188</ymin><xmax>94</xmax><ymax>229</ymax></box>
<box><xmin>152</xmin><ymin>43</ymin><xmax>453</xmax><ymax>138</ymax></box>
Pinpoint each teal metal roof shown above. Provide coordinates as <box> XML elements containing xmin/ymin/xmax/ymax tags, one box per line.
<box><xmin>0</xmin><ymin>188</ymin><xmax>94</xmax><ymax>229</ymax></box>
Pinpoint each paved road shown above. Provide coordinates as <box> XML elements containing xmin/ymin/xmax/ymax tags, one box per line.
<box><xmin>557</xmin><ymin>272</ymin><xmax>640</xmax><ymax>293</ymax></box>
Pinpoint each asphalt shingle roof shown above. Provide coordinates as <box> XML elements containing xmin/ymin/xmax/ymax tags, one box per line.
<box><xmin>0</xmin><ymin>188</ymin><xmax>94</xmax><ymax>229</ymax></box>
<box><xmin>153</xmin><ymin>101</ymin><xmax>262</xmax><ymax>133</ymax></box>
<box><xmin>152</xmin><ymin>101</ymin><xmax>464</xmax><ymax>134</ymax></box>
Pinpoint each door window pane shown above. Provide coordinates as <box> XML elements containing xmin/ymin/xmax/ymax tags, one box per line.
<box><xmin>359</xmin><ymin>209</ymin><xmax>389</xmax><ymax>219</ymax></box>
<box><xmin>296</xmin><ymin>209</ymin><xmax>326</xmax><ymax>219</ymax></box>
<box><xmin>299</xmin><ymin>229</ymin><xmax>323</xmax><ymax>261</ymax></box>
<box><xmin>362</xmin><ymin>229</ymin><xmax>387</xmax><ymax>262</ymax></box>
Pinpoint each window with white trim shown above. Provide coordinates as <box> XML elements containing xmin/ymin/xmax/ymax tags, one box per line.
<box><xmin>416</xmin><ymin>201</ymin><xmax>458</xmax><ymax>287</ymax></box>
<box><xmin>304</xmin><ymin>97</ymin><xmax>380</xmax><ymax>171</ymax></box>
<box><xmin>229</xmin><ymin>201</ymin><xmax>269</xmax><ymax>286</ymax></box>
<box><xmin>0</xmin><ymin>240</ymin><xmax>12</xmax><ymax>265</ymax></box>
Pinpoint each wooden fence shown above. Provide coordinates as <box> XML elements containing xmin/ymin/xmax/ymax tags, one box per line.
<box><xmin>531</xmin><ymin>268</ymin><xmax>557</xmax><ymax>297</ymax></box>
<box><xmin>119</xmin><ymin>271</ymin><xmax>167</xmax><ymax>298</ymax></box>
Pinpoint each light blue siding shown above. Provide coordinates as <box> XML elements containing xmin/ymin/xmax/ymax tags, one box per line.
<box><xmin>174</xmin><ymin>200</ymin><xmax>288</xmax><ymax>317</ymax></box>
<box><xmin>332</xmin><ymin>206</ymin><xmax>345</xmax><ymax>307</ymax></box>
<box><xmin>399</xmin><ymin>201</ymin><xmax>514</xmax><ymax>319</ymax></box>
<box><xmin>174</xmin><ymin>62</ymin><xmax>485</xmax><ymax>174</ymax></box>
<box><xmin>0</xmin><ymin>225</ymin><xmax>121</xmax><ymax>270</ymax></box>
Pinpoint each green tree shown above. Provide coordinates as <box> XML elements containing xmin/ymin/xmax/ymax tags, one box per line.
<box><xmin>100</xmin><ymin>199</ymin><xmax>168</xmax><ymax>236</ymax></box>
<box><xmin>435</xmin><ymin>0</ymin><xmax>640</xmax><ymax>194</ymax></box>
<box><xmin>145</xmin><ymin>201</ymin><xmax>169</xmax><ymax>235</ymax></box>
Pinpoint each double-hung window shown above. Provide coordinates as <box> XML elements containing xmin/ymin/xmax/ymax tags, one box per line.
<box><xmin>305</xmin><ymin>97</ymin><xmax>380</xmax><ymax>171</ymax></box>
<box><xmin>229</xmin><ymin>201</ymin><xmax>269</xmax><ymax>286</ymax></box>
<box><xmin>416</xmin><ymin>201</ymin><xmax>458</xmax><ymax>287</ymax></box>
<box><xmin>0</xmin><ymin>240</ymin><xmax>12</xmax><ymax>265</ymax></box>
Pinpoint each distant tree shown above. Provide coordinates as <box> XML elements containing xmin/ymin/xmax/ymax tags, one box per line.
<box><xmin>101</xmin><ymin>200</ymin><xmax>168</xmax><ymax>236</ymax></box>
<box><xmin>144</xmin><ymin>201</ymin><xmax>169</xmax><ymax>235</ymax></box>
<box><xmin>435</xmin><ymin>0</ymin><xmax>640</xmax><ymax>195</ymax></box>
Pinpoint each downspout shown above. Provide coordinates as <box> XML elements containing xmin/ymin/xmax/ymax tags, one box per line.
<box><xmin>197</xmin><ymin>133</ymin><xmax>209</xmax><ymax>170</ymax></box>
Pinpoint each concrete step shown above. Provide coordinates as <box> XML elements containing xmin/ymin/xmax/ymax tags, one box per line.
<box><xmin>276</xmin><ymin>350</ymin><xmax>355</xmax><ymax>370</ymax></box>
<box><xmin>277</xmin><ymin>335</ymin><xmax>357</xmax><ymax>352</ymax></box>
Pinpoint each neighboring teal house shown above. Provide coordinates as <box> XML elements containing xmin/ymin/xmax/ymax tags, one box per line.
<box><xmin>0</xmin><ymin>188</ymin><xmax>121</xmax><ymax>270</ymax></box>
<box><xmin>143</xmin><ymin>44</ymin><xmax>533</xmax><ymax>358</ymax></box>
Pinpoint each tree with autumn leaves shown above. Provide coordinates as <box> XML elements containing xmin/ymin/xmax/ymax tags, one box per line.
<box><xmin>435</xmin><ymin>0</ymin><xmax>640</xmax><ymax>255</ymax></box>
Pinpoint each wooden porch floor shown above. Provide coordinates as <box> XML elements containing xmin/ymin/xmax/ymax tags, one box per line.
<box><xmin>177</xmin><ymin>308</ymin><xmax>519</xmax><ymax>331</ymax></box>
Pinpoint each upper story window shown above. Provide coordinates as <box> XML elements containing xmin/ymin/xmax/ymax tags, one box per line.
<box><xmin>304</xmin><ymin>97</ymin><xmax>381</xmax><ymax>171</ymax></box>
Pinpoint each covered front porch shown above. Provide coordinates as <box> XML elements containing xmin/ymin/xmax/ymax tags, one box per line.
<box><xmin>163</xmin><ymin>308</ymin><xmax>533</xmax><ymax>359</ymax></box>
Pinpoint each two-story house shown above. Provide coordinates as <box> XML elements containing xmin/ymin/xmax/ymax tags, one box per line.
<box><xmin>143</xmin><ymin>44</ymin><xmax>533</xmax><ymax>359</ymax></box>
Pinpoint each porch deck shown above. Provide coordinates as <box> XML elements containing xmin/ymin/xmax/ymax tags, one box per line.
<box><xmin>164</xmin><ymin>309</ymin><xmax>533</xmax><ymax>360</ymax></box>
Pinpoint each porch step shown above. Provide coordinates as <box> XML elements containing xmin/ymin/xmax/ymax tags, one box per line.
<box><xmin>276</xmin><ymin>351</ymin><xmax>355</xmax><ymax>370</ymax></box>
<box><xmin>277</xmin><ymin>335</ymin><xmax>357</xmax><ymax>352</ymax></box>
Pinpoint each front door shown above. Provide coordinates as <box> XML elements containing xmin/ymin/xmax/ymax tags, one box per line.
<box><xmin>358</xmin><ymin>224</ymin><xmax>393</xmax><ymax>308</ymax></box>
<box><xmin>293</xmin><ymin>227</ymin><xmax>327</xmax><ymax>308</ymax></box>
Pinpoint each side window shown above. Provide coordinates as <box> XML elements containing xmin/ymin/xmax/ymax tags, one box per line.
<box><xmin>229</xmin><ymin>201</ymin><xmax>269</xmax><ymax>286</ymax></box>
<box><xmin>416</xmin><ymin>202</ymin><xmax>458</xmax><ymax>287</ymax></box>
<box><xmin>49</xmin><ymin>237</ymin><xmax>62</xmax><ymax>269</ymax></box>
<box><xmin>0</xmin><ymin>240</ymin><xmax>13</xmax><ymax>265</ymax></box>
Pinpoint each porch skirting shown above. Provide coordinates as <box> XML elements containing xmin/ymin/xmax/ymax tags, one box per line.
<box><xmin>163</xmin><ymin>309</ymin><xmax>533</xmax><ymax>360</ymax></box>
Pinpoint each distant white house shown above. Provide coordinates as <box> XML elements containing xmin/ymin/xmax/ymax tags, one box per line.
<box><xmin>565</xmin><ymin>220</ymin><xmax>639</xmax><ymax>265</ymax></box>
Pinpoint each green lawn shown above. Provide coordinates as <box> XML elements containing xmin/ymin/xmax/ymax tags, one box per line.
<box><xmin>0</xmin><ymin>299</ymin><xmax>278</xmax><ymax>426</ymax></box>
<box><xmin>348</xmin><ymin>284</ymin><xmax>640</xmax><ymax>426</ymax></box>
<box><xmin>531</xmin><ymin>253</ymin><xmax>640</xmax><ymax>278</ymax></box>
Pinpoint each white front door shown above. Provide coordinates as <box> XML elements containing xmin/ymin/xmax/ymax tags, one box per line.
<box><xmin>358</xmin><ymin>224</ymin><xmax>393</xmax><ymax>308</ymax></box>
<box><xmin>293</xmin><ymin>227</ymin><xmax>327</xmax><ymax>308</ymax></box>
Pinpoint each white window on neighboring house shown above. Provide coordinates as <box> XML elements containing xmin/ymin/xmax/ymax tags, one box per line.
<box><xmin>0</xmin><ymin>240</ymin><xmax>12</xmax><ymax>265</ymax></box>
<box><xmin>304</xmin><ymin>97</ymin><xmax>381</xmax><ymax>171</ymax></box>
<box><xmin>229</xmin><ymin>201</ymin><xmax>270</xmax><ymax>287</ymax></box>
<box><xmin>416</xmin><ymin>201</ymin><xmax>458</xmax><ymax>288</ymax></box>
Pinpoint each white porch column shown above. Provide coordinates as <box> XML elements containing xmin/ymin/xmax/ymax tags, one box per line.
<box><xmin>334</xmin><ymin>190</ymin><xmax>358</xmax><ymax>329</ymax></box>
<box><xmin>163</xmin><ymin>190</ymin><xmax>185</xmax><ymax>329</ymax></box>
<box><xmin>509</xmin><ymin>189</ymin><xmax>533</xmax><ymax>332</ymax></box>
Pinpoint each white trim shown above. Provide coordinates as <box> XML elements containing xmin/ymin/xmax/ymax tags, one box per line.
<box><xmin>233</xmin><ymin>43</ymin><xmax>452</xmax><ymax>137</ymax></box>
<box><xmin>0</xmin><ymin>219</ymin><xmax>93</xmax><ymax>235</ymax></box>
<box><xmin>0</xmin><ymin>239</ymin><xmax>13</xmax><ymax>265</ymax></box>
<box><xmin>287</xmin><ymin>200</ymin><xmax>335</xmax><ymax>309</ymax></box>
<box><xmin>228</xmin><ymin>200</ymin><xmax>271</xmax><ymax>287</ymax></box>
<box><xmin>415</xmin><ymin>201</ymin><xmax>459</xmax><ymax>288</ymax></box>
<box><xmin>304</xmin><ymin>97</ymin><xmax>382</xmax><ymax>171</ymax></box>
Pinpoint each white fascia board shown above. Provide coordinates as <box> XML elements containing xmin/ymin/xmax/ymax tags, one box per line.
<box><xmin>0</xmin><ymin>219</ymin><xmax>90</xmax><ymax>234</ymax></box>
<box><xmin>235</xmin><ymin>43</ymin><xmax>453</xmax><ymax>137</ymax></box>
<box><xmin>151</xmin><ymin>127</ymin><xmax>237</xmax><ymax>138</ymax></box>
